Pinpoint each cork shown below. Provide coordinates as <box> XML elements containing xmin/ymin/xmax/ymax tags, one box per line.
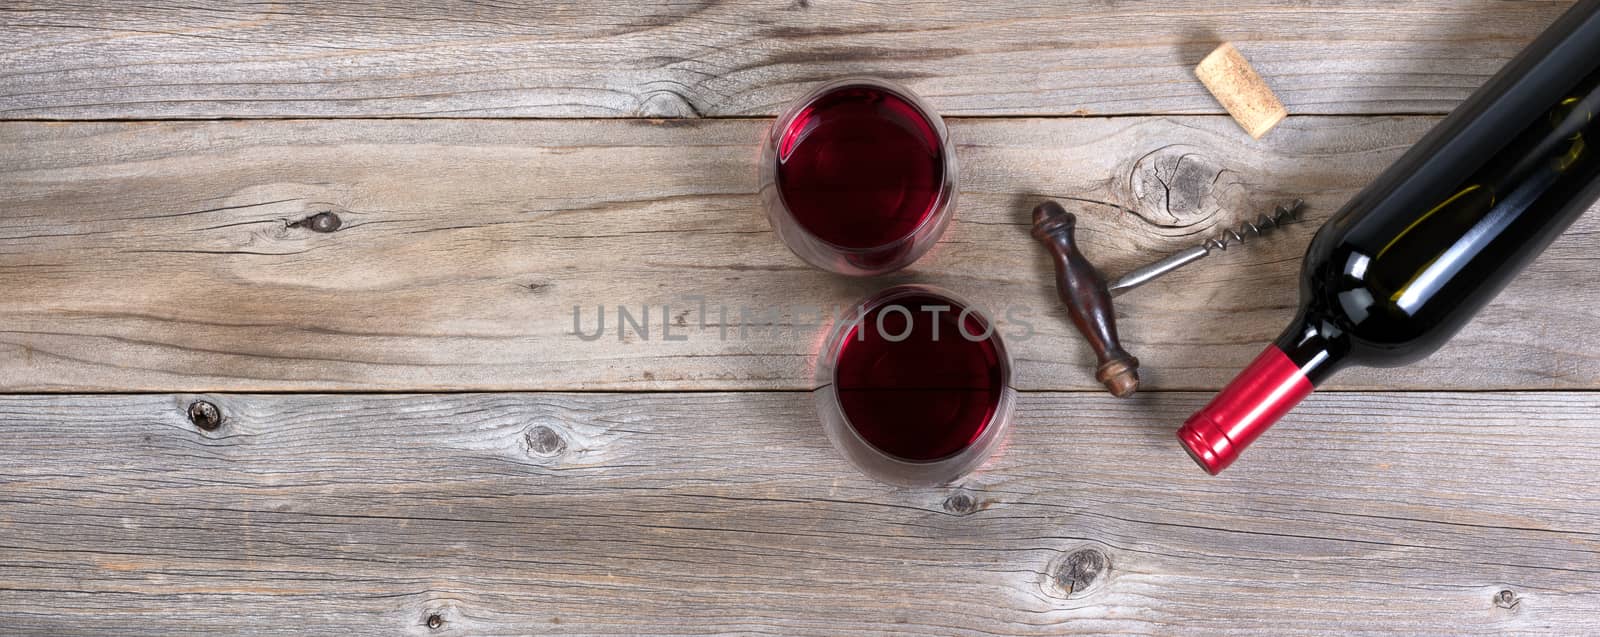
<box><xmin>1194</xmin><ymin>43</ymin><xmax>1287</xmax><ymax>139</ymax></box>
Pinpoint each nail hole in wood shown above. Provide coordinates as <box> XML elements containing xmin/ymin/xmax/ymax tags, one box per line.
<box><xmin>525</xmin><ymin>425</ymin><xmax>568</xmax><ymax>457</ymax></box>
<box><xmin>187</xmin><ymin>400</ymin><xmax>222</xmax><ymax>431</ymax></box>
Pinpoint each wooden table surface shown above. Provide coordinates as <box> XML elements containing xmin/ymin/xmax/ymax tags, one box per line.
<box><xmin>3</xmin><ymin>2</ymin><xmax>1599</xmax><ymax>635</ymax></box>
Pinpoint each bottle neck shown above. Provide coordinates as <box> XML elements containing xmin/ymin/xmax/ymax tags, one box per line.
<box><xmin>1272</xmin><ymin>310</ymin><xmax>1351</xmax><ymax>386</ymax></box>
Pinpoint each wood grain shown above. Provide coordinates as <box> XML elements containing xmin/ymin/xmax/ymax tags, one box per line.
<box><xmin>5</xmin><ymin>116</ymin><xmax>1599</xmax><ymax>393</ymax></box>
<box><xmin>6</xmin><ymin>4</ymin><xmax>1598</xmax><ymax>635</ymax></box>
<box><xmin>0</xmin><ymin>1</ymin><xmax>1575</xmax><ymax>119</ymax></box>
<box><xmin>0</xmin><ymin>391</ymin><xmax>1595</xmax><ymax>635</ymax></box>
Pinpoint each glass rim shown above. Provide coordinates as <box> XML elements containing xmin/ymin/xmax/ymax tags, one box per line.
<box><xmin>814</xmin><ymin>284</ymin><xmax>1016</xmax><ymax>486</ymax></box>
<box><xmin>759</xmin><ymin>76</ymin><xmax>960</xmax><ymax>274</ymax></box>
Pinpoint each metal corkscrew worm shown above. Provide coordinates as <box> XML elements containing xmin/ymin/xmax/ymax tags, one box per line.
<box><xmin>1031</xmin><ymin>199</ymin><xmax>1306</xmax><ymax>397</ymax></box>
<box><xmin>1110</xmin><ymin>199</ymin><xmax>1305</xmax><ymax>296</ymax></box>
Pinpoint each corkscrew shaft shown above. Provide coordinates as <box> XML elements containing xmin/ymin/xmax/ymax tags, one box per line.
<box><xmin>1108</xmin><ymin>199</ymin><xmax>1304</xmax><ymax>296</ymax></box>
<box><xmin>1108</xmin><ymin>246</ymin><xmax>1209</xmax><ymax>296</ymax></box>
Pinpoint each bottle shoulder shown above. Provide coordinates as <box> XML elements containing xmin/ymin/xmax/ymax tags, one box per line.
<box><xmin>1296</xmin><ymin>233</ymin><xmax>1456</xmax><ymax>367</ymax></box>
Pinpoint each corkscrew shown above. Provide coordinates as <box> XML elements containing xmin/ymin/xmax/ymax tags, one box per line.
<box><xmin>1109</xmin><ymin>200</ymin><xmax>1304</xmax><ymax>295</ymax></box>
<box><xmin>1031</xmin><ymin>199</ymin><xmax>1306</xmax><ymax>397</ymax></box>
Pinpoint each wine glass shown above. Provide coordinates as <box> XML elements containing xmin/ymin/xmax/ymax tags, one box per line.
<box><xmin>814</xmin><ymin>285</ymin><xmax>1016</xmax><ymax>485</ymax></box>
<box><xmin>760</xmin><ymin>78</ymin><xmax>958</xmax><ymax>276</ymax></box>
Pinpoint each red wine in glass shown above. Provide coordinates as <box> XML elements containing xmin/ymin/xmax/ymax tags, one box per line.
<box><xmin>761</xmin><ymin>78</ymin><xmax>957</xmax><ymax>276</ymax></box>
<box><xmin>816</xmin><ymin>285</ymin><xmax>1015</xmax><ymax>485</ymax></box>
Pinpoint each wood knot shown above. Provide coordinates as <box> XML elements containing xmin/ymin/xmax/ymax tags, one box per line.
<box><xmin>187</xmin><ymin>400</ymin><xmax>223</xmax><ymax>431</ymax></box>
<box><xmin>1128</xmin><ymin>144</ymin><xmax>1246</xmax><ymax>230</ymax></box>
<box><xmin>290</xmin><ymin>211</ymin><xmax>342</xmax><ymax>233</ymax></box>
<box><xmin>425</xmin><ymin>613</ymin><xmax>444</xmax><ymax>630</ymax></box>
<box><xmin>1494</xmin><ymin>589</ymin><xmax>1520</xmax><ymax>610</ymax></box>
<box><xmin>637</xmin><ymin>89</ymin><xmax>701</xmax><ymax>118</ymax></box>
<box><xmin>1042</xmin><ymin>547</ymin><xmax>1111</xmax><ymax>600</ymax></box>
<box><xmin>525</xmin><ymin>425</ymin><xmax>568</xmax><ymax>458</ymax></box>
<box><xmin>942</xmin><ymin>491</ymin><xmax>980</xmax><ymax>516</ymax></box>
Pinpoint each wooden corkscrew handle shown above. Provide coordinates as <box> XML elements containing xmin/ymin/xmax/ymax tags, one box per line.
<box><xmin>1031</xmin><ymin>200</ymin><xmax>1140</xmax><ymax>397</ymax></box>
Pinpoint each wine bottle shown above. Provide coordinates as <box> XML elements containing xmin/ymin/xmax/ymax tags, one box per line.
<box><xmin>1178</xmin><ymin>0</ymin><xmax>1600</xmax><ymax>475</ymax></box>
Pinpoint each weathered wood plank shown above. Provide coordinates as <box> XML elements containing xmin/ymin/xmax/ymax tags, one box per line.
<box><xmin>0</xmin><ymin>1</ymin><xmax>1576</xmax><ymax>119</ymax></box>
<box><xmin>5</xmin><ymin>116</ymin><xmax>1598</xmax><ymax>393</ymax></box>
<box><xmin>0</xmin><ymin>391</ymin><xmax>1595</xmax><ymax>635</ymax></box>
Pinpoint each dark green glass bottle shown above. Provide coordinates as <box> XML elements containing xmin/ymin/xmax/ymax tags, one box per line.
<box><xmin>1180</xmin><ymin>0</ymin><xmax>1600</xmax><ymax>474</ymax></box>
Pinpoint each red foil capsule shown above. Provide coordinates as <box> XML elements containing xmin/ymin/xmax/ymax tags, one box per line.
<box><xmin>1177</xmin><ymin>345</ymin><xmax>1313</xmax><ymax>474</ymax></box>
